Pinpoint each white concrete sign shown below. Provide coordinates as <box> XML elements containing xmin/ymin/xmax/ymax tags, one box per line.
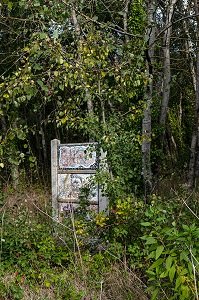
<box><xmin>51</xmin><ymin>139</ymin><xmax>107</xmax><ymax>220</ymax></box>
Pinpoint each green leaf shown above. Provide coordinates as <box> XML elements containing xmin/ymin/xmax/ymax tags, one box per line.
<box><xmin>29</xmin><ymin>156</ymin><xmax>36</xmax><ymax>163</ymax></box>
<box><xmin>17</xmin><ymin>130</ymin><xmax>26</xmax><ymax>140</ymax></box>
<box><xmin>181</xmin><ymin>285</ymin><xmax>190</xmax><ymax>299</ymax></box>
<box><xmin>140</xmin><ymin>222</ymin><xmax>151</xmax><ymax>227</ymax></box>
<box><xmin>34</xmin><ymin>1</ymin><xmax>40</xmax><ymax>6</ymax></box>
<box><xmin>151</xmin><ymin>288</ymin><xmax>159</xmax><ymax>300</ymax></box>
<box><xmin>58</xmin><ymin>56</ymin><xmax>64</xmax><ymax>64</ymax></box>
<box><xmin>8</xmin><ymin>157</ymin><xmax>20</xmax><ymax>166</ymax></box>
<box><xmin>37</xmin><ymin>79</ymin><xmax>43</xmax><ymax>87</ymax></box>
<box><xmin>44</xmin><ymin>281</ymin><xmax>51</xmax><ymax>288</ymax></box>
<box><xmin>7</xmin><ymin>1</ymin><xmax>13</xmax><ymax>10</ymax></box>
<box><xmin>19</xmin><ymin>153</ymin><xmax>25</xmax><ymax>158</ymax></box>
<box><xmin>180</xmin><ymin>251</ymin><xmax>189</xmax><ymax>262</ymax></box>
<box><xmin>149</xmin><ymin>258</ymin><xmax>164</xmax><ymax>270</ymax></box>
<box><xmin>166</xmin><ymin>255</ymin><xmax>173</xmax><ymax>271</ymax></box>
<box><xmin>37</xmin><ymin>79</ymin><xmax>48</xmax><ymax>92</ymax></box>
<box><xmin>146</xmin><ymin>270</ymin><xmax>155</xmax><ymax>276</ymax></box>
<box><xmin>148</xmin><ymin>251</ymin><xmax>155</xmax><ymax>259</ymax></box>
<box><xmin>155</xmin><ymin>245</ymin><xmax>164</xmax><ymax>260</ymax></box>
<box><xmin>182</xmin><ymin>224</ymin><xmax>189</xmax><ymax>231</ymax></box>
<box><xmin>175</xmin><ymin>276</ymin><xmax>182</xmax><ymax>290</ymax></box>
<box><xmin>145</xmin><ymin>237</ymin><xmax>157</xmax><ymax>245</ymax></box>
<box><xmin>26</xmin><ymin>95</ymin><xmax>32</xmax><ymax>100</ymax></box>
<box><xmin>39</xmin><ymin>32</ymin><xmax>47</xmax><ymax>39</ymax></box>
<box><xmin>180</xmin><ymin>268</ymin><xmax>188</xmax><ymax>276</ymax></box>
<box><xmin>160</xmin><ymin>271</ymin><xmax>168</xmax><ymax>278</ymax></box>
<box><xmin>169</xmin><ymin>265</ymin><xmax>176</xmax><ymax>282</ymax></box>
<box><xmin>59</xmin><ymin>84</ymin><xmax>64</xmax><ymax>91</ymax></box>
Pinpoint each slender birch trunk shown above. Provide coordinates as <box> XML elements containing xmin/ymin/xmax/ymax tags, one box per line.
<box><xmin>188</xmin><ymin>0</ymin><xmax>199</xmax><ymax>187</ymax></box>
<box><xmin>160</xmin><ymin>0</ymin><xmax>177</xmax><ymax>128</ymax></box>
<box><xmin>71</xmin><ymin>3</ymin><xmax>94</xmax><ymax>141</ymax></box>
<box><xmin>142</xmin><ymin>0</ymin><xmax>156</xmax><ymax>199</ymax></box>
<box><xmin>183</xmin><ymin>20</ymin><xmax>196</xmax><ymax>93</ymax></box>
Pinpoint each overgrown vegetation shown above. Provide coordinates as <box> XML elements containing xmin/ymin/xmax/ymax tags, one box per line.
<box><xmin>1</xmin><ymin>0</ymin><xmax>199</xmax><ymax>299</ymax></box>
<box><xmin>0</xmin><ymin>185</ymin><xmax>198</xmax><ymax>299</ymax></box>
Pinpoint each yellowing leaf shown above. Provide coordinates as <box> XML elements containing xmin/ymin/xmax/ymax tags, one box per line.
<box><xmin>44</xmin><ymin>281</ymin><xmax>51</xmax><ymax>288</ymax></box>
<box><xmin>59</xmin><ymin>57</ymin><xmax>64</xmax><ymax>64</ymax></box>
<box><xmin>23</xmin><ymin>47</ymin><xmax>30</xmax><ymax>52</ymax></box>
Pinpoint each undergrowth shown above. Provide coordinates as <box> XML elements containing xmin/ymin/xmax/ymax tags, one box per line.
<box><xmin>0</xmin><ymin>184</ymin><xmax>198</xmax><ymax>300</ymax></box>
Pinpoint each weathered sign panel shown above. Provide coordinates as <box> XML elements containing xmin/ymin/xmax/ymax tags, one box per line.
<box><xmin>58</xmin><ymin>145</ymin><xmax>97</xmax><ymax>170</ymax></box>
<box><xmin>58</xmin><ymin>173</ymin><xmax>98</xmax><ymax>203</ymax></box>
<box><xmin>51</xmin><ymin>139</ymin><xmax>108</xmax><ymax>220</ymax></box>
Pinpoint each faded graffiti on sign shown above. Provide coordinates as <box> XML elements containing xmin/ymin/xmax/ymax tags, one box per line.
<box><xmin>59</xmin><ymin>202</ymin><xmax>98</xmax><ymax>213</ymax></box>
<box><xmin>58</xmin><ymin>145</ymin><xmax>97</xmax><ymax>169</ymax></box>
<box><xmin>59</xmin><ymin>202</ymin><xmax>79</xmax><ymax>212</ymax></box>
<box><xmin>58</xmin><ymin>173</ymin><xmax>98</xmax><ymax>203</ymax></box>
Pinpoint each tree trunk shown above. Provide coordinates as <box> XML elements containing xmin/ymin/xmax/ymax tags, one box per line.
<box><xmin>183</xmin><ymin>20</ymin><xmax>196</xmax><ymax>93</ymax></box>
<box><xmin>188</xmin><ymin>0</ymin><xmax>199</xmax><ymax>187</ymax></box>
<box><xmin>123</xmin><ymin>0</ymin><xmax>131</xmax><ymax>43</ymax></box>
<box><xmin>160</xmin><ymin>0</ymin><xmax>177</xmax><ymax>128</ymax></box>
<box><xmin>142</xmin><ymin>0</ymin><xmax>156</xmax><ymax>200</ymax></box>
<box><xmin>71</xmin><ymin>3</ymin><xmax>94</xmax><ymax>141</ymax></box>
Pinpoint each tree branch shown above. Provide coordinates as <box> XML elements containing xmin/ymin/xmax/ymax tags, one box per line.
<box><xmin>150</xmin><ymin>13</ymin><xmax>199</xmax><ymax>48</ymax></box>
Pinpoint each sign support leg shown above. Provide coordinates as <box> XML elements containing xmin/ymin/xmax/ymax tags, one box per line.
<box><xmin>51</xmin><ymin>139</ymin><xmax>60</xmax><ymax>221</ymax></box>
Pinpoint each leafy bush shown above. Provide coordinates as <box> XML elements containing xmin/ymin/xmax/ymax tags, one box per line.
<box><xmin>98</xmin><ymin>193</ymin><xmax>199</xmax><ymax>300</ymax></box>
<box><xmin>139</xmin><ymin>197</ymin><xmax>199</xmax><ymax>299</ymax></box>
